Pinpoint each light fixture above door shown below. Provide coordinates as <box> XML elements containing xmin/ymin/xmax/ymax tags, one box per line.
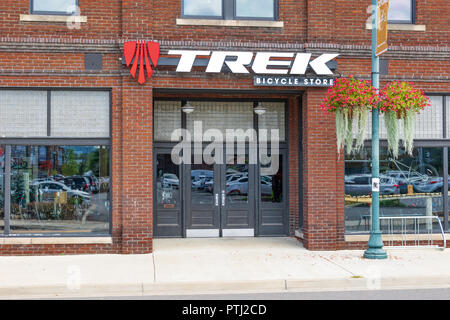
<box><xmin>253</xmin><ymin>102</ymin><xmax>267</xmax><ymax>116</ymax></box>
<box><xmin>182</xmin><ymin>101</ymin><xmax>195</xmax><ymax>114</ymax></box>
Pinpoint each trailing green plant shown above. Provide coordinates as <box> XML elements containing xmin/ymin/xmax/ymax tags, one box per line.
<box><xmin>320</xmin><ymin>75</ymin><xmax>379</xmax><ymax>155</ymax></box>
<box><xmin>379</xmin><ymin>81</ymin><xmax>430</xmax><ymax>157</ymax></box>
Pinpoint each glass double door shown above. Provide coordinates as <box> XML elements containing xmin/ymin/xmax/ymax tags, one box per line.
<box><xmin>185</xmin><ymin>153</ymin><xmax>256</xmax><ymax>237</ymax></box>
<box><xmin>154</xmin><ymin>148</ymin><xmax>288</xmax><ymax>238</ymax></box>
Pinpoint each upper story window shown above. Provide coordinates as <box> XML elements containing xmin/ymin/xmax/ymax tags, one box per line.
<box><xmin>388</xmin><ymin>0</ymin><xmax>415</xmax><ymax>24</ymax></box>
<box><xmin>31</xmin><ymin>0</ymin><xmax>78</xmax><ymax>15</ymax></box>
<box><xmin>182</xmin><ymin>0</ymin><xmax>277</xmax><ymax>20</ymax></box>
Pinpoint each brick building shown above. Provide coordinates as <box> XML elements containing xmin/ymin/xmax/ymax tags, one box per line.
<box><xmin>0</xmin><ymin>0</ymin><xmax>448</xmax><ymax>255</ymax></box>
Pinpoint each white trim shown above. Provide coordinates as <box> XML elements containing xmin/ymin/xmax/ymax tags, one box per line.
<box><xmin>0</xmin><ymin>237</ymin><xmax>112</xmax><ymax>245</ymax></box>
<box><xmin>176</xmin><ymin>19</ymin><xmax>283</xmax><ymax>28</ymax></box>
<box><xmin>20</xmin><ymin>14</ymin><xmax>87</xmax><ymax>23</ymax></box>
<box><xmin>186</xmin><ymin>229</ymin><xmax>220</xmax><ymax>238</ymax></box>
<box><xmin>365</xmin><ymin>23</ymin><xmax>426</xmax><ymax>31</ymax></box>
<box><xmin>345</xmin><ymin>234</ymin><xmax>449</xmax><ymax>242</ymax></box>
<box><xmin>222</xmin><ymin>229</ymin><xmax>254</xmax><ymax>237</ymax></box>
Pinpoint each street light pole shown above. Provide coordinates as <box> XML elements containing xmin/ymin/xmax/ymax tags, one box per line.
<box><xmin>364</xmin><ymin>0</ymin><xmax>388</xmax><ymax>259</ymax></box>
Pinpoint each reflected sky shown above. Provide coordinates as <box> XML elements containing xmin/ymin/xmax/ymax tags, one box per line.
<box><xmin>236</xmin><ymin>0</ymin><xmax>274</xmax><ymax>18</ymax></box>
<box><xmin>184</xmin><ymin>0</ymin><xmax>222</xmax><ymax>16</ymax></box>
<box><xmin>33</xmin><ymin>0</ymin><xmax>77</xmax><ymax>12</ymax></box>
<box><xmin>388</xmin><ymin>0</ymin><xmax>412</xmax><ymax>21</ymax></box>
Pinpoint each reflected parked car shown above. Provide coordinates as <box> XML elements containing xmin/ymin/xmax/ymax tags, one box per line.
<box><xmin>63</xmin><ymin>176</ymin><xmax>91</xmax><ymax>193</ymax></box>
<box><xmin>227</xmin><ymin>176</ymin><xmax>249</xmax><ymax>195</ymax></box>
<box><xmin>83</xmin><ymin>175</ymin><xmax>100</xmax><ymax>193</ymax></box>
<box><xmin>31</xmin><ymin>181</ymin><xmax>91</xmax><ymax>201</ymax></box>
<box><xmin>226</xmin><ymin>176</ymin><xmax>273</xmax><ymax>196</ymax></box>
<box><xmin>162</xmin><ymin>173</ymin><xmax>179</xmax><ymax>189</ymax></box>
<box><xmin>413</xmin><ymin>177</ymin><xmax>450</xmax><ymax>193</ymax></box>
<box><xmin>204</xmin><ymin>177</ymin><xmax>214</xmax><ymax>193</ymax></box>
<box><xmin>345</xmin><ymin>174</ymin><xmax>400</xmax><ymax>196</ymax></box>
<box><xmin>382</xmin><ymin>170</ymin><xmax>427</xmax><ymax>194</ymax></box>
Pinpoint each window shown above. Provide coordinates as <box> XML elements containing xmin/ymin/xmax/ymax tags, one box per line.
<box><xmin>365</xmin><ymin>95</ymin><xmax>446</xmax><ymax>140</ymax></box>
<box><xmin>154</xmin><ymin>100</ymin><xmax>287</xmax><ymax>143</ymax></box>
<box><xmin>31</xmin><ymin>0</ymin><xmax>78</xmax><ymax>15</ymax></box>
<box><xmin>258</xmin><ymin>102</ymin><xmax>286</xmax><ymax>142</ymax></box>
<box><xmin>235</xmin><ymin>0</ymin><xmax>275</xmax><ymax>19</ymax></box>
<box><xmin>51</xmin><ymin>91</ymin><xmax>110</xmax><ymax>138</ymax></box>
<box><xmin>8</xmin><ymin>145</ymin><xmax>110</xmax><ymax>235</ymax></box>
<box><xmin>182</xmin><ymin>0</ymin><xmax>277</xmax><ymax>20</ymax></box>
<box><xmin>387</xmin><ymin>0</ymin><xmax>415</xmax><ymax>24</ymax></box>
<box><xmin>351</xmin><ymin>94</ymin><xmax>450</xmax><ymax>234</ymax></box>
<box><xmin>0</xmin><ymin>91</ymin><xmax>47</xmax><ymax>137</ymax></box>
<box><xmin>154</xmin><ymin>101</ymin><xmax>182</xmax><ymax>142</ymax></box>
<box><xmin>183</xmin><ymin>0</ymin><xmax>222</xmax><ymax>17</ymax></box>
<box><xmin>345</xmin><ymin>146</ymin><xmax>446</xmax><ymax>234</ymax></box>
<box><xmin>0</xmin><ymin>89</ymin><xmax>111</xmax><ymax>237</ymax></box>
<box><xmin>0</xmin><ymin>90</ymin><xmax>110</xmax><ymax>138</ymax></box>
<box><xmin>186</xmin><ymin>101</ymin><xmax>254</xmax><ymax>142</ymax></box>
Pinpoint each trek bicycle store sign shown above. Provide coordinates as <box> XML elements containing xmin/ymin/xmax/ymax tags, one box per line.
<box><xmin>123</xmin><ymin>41</ymin><xmax>339</xmax><ymax>86</ymax></box>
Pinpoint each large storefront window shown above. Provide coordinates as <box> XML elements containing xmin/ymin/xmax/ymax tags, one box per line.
<box><xmin>8</xmin><ymin>145</ymin><xmax>110</xmax><ymax>235</ymax></box>
<box><xmin>0</xmin><ymin>89</ymin><xmax>111</xmax><ymax>236</ymax></box>
<box><xmin>345</xmin><ymin>146</ymin><xmax>446</xmax><ymax>233</ymax></box>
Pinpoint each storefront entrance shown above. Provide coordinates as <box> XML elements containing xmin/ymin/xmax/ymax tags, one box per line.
<box><xmin>185</xmin><ymin>152</ymin><xmax>256</xmax><ymax>237</ymax></box>
<box><xmin>153</xmin><ymin>99</ymin><xmax>288</xmax><ymax>238</ymax></box>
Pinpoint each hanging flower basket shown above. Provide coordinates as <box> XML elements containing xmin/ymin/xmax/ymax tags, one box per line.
<box><xmin>320</xmin><ymin>76</ymin><xmax>379</xmax><ymax>155</ymax></box>
<box><xmin>379</xmin><ymin>81</ymin><xmax>431</xmax><ymax>158</ymax></box>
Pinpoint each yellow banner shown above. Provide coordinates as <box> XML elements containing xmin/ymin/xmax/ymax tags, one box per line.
<box><xmin>376</xmin><ymin>0</ymin><xmax>389</xmax><ymax>56</ymax></box>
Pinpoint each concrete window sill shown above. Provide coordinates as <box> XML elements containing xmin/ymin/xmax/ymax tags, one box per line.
<box><xmin>365</xmin><ymin>23</ymin><xmax>426</xmax><ymax>31</ymax></box>
<box><xmin>0</xmin><ymin>237</ymin><xmax>112</xmax><ymax>245</ymax></box>
<box><xmin>176</xmin><ymin>18</ymin><xmax>284</xmax><ymax>28</ymax></box>
<box><xmin>20</xmin><ymin>14</ymin><xmax>87</xmax><ymax>23</ymax></box>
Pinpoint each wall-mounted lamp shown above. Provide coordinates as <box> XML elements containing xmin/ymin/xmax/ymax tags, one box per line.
<box><xmin>182</xmin><ymin>101</ymin><xmax>195</xmax><ymax>114</ymax></box>
<box><xmin>253</xmin><ymin>102</ymin><xmax>267</xmax><ymax>116</ymax></box>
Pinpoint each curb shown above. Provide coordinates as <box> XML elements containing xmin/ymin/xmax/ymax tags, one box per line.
<box><xmin>1</xmin><ymin>276</ymin><xmax>450</xmax><ymax>299</ymax></box>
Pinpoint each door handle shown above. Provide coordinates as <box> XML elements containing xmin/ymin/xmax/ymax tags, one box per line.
<box><xmin>215</xmin><ymin>193</ymin><xmax>219</xmax><ymax>206</ymax></box>
<box><xmin>221</xmin><ymin>190</ymin><xmax>225</xmax><ymax>207</ymax></box>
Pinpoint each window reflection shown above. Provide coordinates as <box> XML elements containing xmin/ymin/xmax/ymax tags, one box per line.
<box><xmin>9</xmin><ymin>145</ymin><xmax>110</xmax><ymax>234</ymax></box>
<box><xmin>156</xmin><ymin>154</ymin><xmax>180</xmax><ymax>206</ymax></box>
<box><xmin>387</xmin><ymin>0</ymin><xmax>412</xmax><ymax>22</ymax></box>
<box><xmin>345</xmin><ymin>146</ymin><xmax>444</xmax><ymax>233</ymax></box>
<box><xmin>33</xmin><ymin>0</ymin><xmax>77</xmax><ymax>13</ymax></box>
<box><xmin>236</xmin><ymin>0</ymin><xmax>275</xmax><ymax>18</ymax></box>
<box><xmin>226</xmin><ymin>155</ymin><xmax>249</xmax><ymax>203</ymax></box>
<box><xmin>184</xmin><ymin>0</ymin><xmax>222</xmax><ymax>17</ymax></box>
<box><xmin>260</xmin><ymin>154</ymin><xmax>282</xmax><ymax>203</ymax></box>
<box><xmin>191</xmin><ymin>155</ymin><xmax>214</xmax><ymax>205</ymax></box>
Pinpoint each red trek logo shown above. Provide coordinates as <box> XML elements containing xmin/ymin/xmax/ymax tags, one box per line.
<box><xmin>124</xmin><ymin>41</ymin><xmax>160</xmax><ymax>84</ymax></box>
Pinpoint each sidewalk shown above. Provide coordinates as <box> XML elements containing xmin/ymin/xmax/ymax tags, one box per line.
<box><xmin>1</xmin><ymin>237</ymin><xmax>450</xmax><ymax>299</ymax></box>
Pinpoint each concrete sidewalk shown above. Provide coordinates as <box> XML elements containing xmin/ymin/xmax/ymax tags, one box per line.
<box><xmin>1</xmin><ymin>237</ymin><xmax>450</xmax><ymax>299</ymax></box>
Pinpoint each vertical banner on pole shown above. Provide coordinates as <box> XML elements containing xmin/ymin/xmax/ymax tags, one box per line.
<box><xmin>376</xmin><ymin>0</ymin><xmax>389</xmax><ymax>56</ymax></box>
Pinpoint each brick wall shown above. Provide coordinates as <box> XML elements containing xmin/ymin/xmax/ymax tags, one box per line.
<box><xmin>0</xmin><ymin>0</ymin><xmax>448</xmax><ymax>254</ymax></box>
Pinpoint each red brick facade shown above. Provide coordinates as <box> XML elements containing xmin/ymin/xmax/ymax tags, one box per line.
<box><xmin>0</xmin><ymin>0</ymin><xmax>448</xmax><ymax>254</ymax></box>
